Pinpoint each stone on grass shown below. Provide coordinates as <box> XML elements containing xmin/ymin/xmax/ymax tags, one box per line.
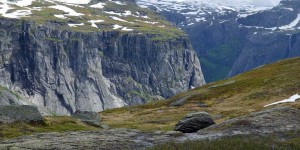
<box><xmin>174</xmin><ymin>112</ymin><xmax>215</xmax><ymax>133</ymax></box>
<box><xmin>73</xmin><ymin>111</ymin><xmax>101</xmax><ymax>127</ymax></box>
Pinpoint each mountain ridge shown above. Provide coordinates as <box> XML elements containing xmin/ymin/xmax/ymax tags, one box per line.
<box><xmin>138</xmin><ymin>0</ymin><xmax>300</xmax><ymax>82</ymax></box>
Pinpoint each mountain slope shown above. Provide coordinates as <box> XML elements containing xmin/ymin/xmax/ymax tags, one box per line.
<box><xmin>0</xmin><ymin>0</ymin><xmax>205</xmax><ymax>115</ymax></box>
<box><xmin>137</xmin><ymin>0</ymin><xmax>300</xmax><ymax>82</ymax></box>
<box><xmin>101</xmin><ymin>56</ymin><xmax>300</xmax><ymax>131</ymax></box>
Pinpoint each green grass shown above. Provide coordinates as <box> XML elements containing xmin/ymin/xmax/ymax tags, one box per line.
<box><xmin>0</xmin><ymin>116</ymin><xmax>99</xmax><ymax>141</ymax></box>
<box><xmin>149</xmin><ymin>134</ymin><xmax>300</xmax><ymax>150</ymax></box>
<box><xmin>101</xmin><ymin>57</ymin><xmax>300</xmax><ymax>132</ymax></box>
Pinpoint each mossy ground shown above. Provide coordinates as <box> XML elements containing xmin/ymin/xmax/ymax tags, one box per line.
<box><xmin>0</xmin><ymin>116</ymin><xmax>98</xmax><ymax>140</ymax></box>
<box><xmin>101</xmin><ymin>57</ymin><xmax>300</xmax><ymax>132</ymax></box>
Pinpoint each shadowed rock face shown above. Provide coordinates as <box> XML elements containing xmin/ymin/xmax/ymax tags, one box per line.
<box><xmin>0</xmin><ymin>19</ymin><xmax>205</xmax><ymax>115</ymax></box>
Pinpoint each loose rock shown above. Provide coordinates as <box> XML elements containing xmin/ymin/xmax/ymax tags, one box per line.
<box><xmin>72</xmin><ymin>111</ymin><xmax>101</xmax><ymax>127</ymax></box>
<box><xmin>174</xmin><ymin>112</ymin><xmax>215</xmax><ymax>133</ymax></box>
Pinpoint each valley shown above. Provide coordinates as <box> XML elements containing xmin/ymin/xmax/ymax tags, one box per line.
<box><xmin>0</xmin><ymin>0</ymin><xmax>300</xmax><ymax>149</ymax></box>
<box><xmin>138</xmin><ymin>0</ymin><xmax>300</xmax><ymax>82</ymax></box>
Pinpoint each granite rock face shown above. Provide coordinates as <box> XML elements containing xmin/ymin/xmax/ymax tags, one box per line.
<box><xmin>174</xmin><ymin>112</ymin><xmax>215</xmax><ymax>133</ymax></box>
<box><xmin>0</xmin><ymin>105</ymin><xmax>44</xmax><ymax>124</ymax></box>
<box><xmin>0</xmin><ymin>18</ymin><xmax>205</xmax><ymax>115</ymax></box>
<box><xmin>0</xmin><ymin>89</ymin><xmax>25</xmax><ymax>106</ymax></box>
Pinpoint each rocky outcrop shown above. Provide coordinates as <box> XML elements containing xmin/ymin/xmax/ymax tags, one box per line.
<box><xmin>72</xmin><ymin>111</ymin><xmax>101</xmax><ymax>127</ymax></box>
<box><xmin>174</xmin><ymin>112</ymin><xmax>215</xmax><ymax>133</ymax></box>
<box><xmin>0</xmin><ymin>105</ymin><xmax>44</xmax><ymax>124</ymax></box>
<box><xmin>205</xmin><ymin>107</ymin><xmax>300</xmax><ymax>133</ymax></box>
<box><xmin>0</xmin><ymin>18</ymin><xmax>205</xmax><ymax>115</ymax></box>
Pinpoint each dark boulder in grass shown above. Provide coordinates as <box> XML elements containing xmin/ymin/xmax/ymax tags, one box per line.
<box><xmin>72</xmin><ymin>111</ymin><xmax>101</xmax><ymax>127</ymax></box>
<box><xmin>0</xmin><ymin>105</ymin><xmax>44</xmax><ymax>124</ymax></box>
<box><xmin>174</xmin><ymin>112</ymin><xmax>215</xmax><ymax>133</ymax></box>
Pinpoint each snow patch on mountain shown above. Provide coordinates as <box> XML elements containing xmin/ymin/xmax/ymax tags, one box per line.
<box><xmin>137</xmin><ymin>0</ymin><xmax>282</xmax><ymax>28</ymax></box>
<box><xmin>90</xmin><ymin>2</ymin><xmax>106</xmax><ymax>9</ymax></box>
<box><xmin>140</xmin><ymin>0</ymin><xmax>281</xmax><ymax>8</ymax></box>
<box><xmin>49</xmin><ymin>5</ymin><xmax>84</xmax><ymax>16</ymax></box>
<box><xmin>53</xmin><ymin>0</ymin><xmax>91</xmax><ymax>4</ymax></box>
<box><xmin>279</xmin><ymin>14</ymin><xmax>300</xmax><ymax>30</ymax></box>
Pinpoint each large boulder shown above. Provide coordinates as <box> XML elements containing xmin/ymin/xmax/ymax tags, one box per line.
<box><xmin>174</xmin><ymin>112</ymin><xmax>215</xmax><ymax>133</ymax></box>
<box><xmin>72</xmin><ymin>111</ymin><xmax>101</xmax><ymax>127</ymax></box>
<box><xmin>0</xmin><ymin>105</ymin><xmax>44</xmax><ymax>124</ymax></box>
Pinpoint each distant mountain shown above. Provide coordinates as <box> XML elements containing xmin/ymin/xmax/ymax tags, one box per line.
<box><xmin>138</xmin><ymin>0</ymin><xmax>300</xmax><ymax>82</ymax></box>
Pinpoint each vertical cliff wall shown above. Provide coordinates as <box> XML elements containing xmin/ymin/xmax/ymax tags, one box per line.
<box><xmin>0</xmin><ymin>19</ymin><xmax>205</xmax><ymax>115</ymax></box>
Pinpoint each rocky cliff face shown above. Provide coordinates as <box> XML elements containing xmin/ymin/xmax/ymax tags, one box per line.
<box><xmin>138</xmin><ymin>0</ymin><xmax>300</xmax><ymax>82</ymax></box>
<box><xmin>0</xmin><ymin>18</ymin><xmax>205</xmax><ymax>115</ymax></box>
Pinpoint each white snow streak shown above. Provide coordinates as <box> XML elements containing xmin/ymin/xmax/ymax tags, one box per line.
<box><xmin>113</xmin><ymin>24</ymin><xmax>123</xmax><ymax>29</ymax></box>
<box><xmin>53</xmin><ymin>0</ymin><xmax>91</xmax><ymax>4</ymax></box>
<box><xmin>49</xmin><ymin>5</ymin><xmax>84</xmax><ymax>16</ymax></box>
<box><xmin>88</xmin><ymin>20</ymin><xmax>104</xmax><ymax>28</ymax></box>
<box><xmin>279</xmin><ymin>14</ymin><xmax>300</xmax><ymax>30</ymax></box>
<box><xmin>68</xmin><ymin>23</ymin><xmax>84</xmax><ymax>27</ymax></box>
<box><xmin>264</xmin><ymin>94</ymin><xmax>300</xmax><ymax>107</ymax></box>
<box><xmin>90</xmin><ymin>2</ymin><xmax>106</xmax><ymax>9</ymax></box>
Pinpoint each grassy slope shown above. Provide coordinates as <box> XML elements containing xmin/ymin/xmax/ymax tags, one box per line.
<box><xmin>0</xmin><ymin>117</ymin><xmax>98</xmax><ymax>140</ymax></box>
<box><xmin>101</xmin><ymin>57</ymin><xmax>300</xmax><ymax>131</ymax></box>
